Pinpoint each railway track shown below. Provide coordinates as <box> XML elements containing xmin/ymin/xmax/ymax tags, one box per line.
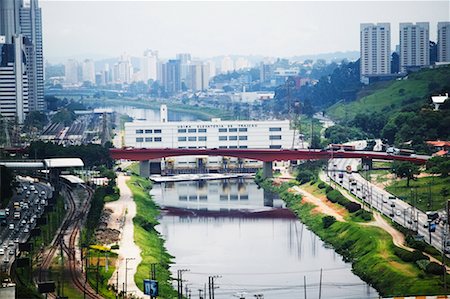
<box><xmin>35</xmin><ymin>183</ymin><xmax>104</xmax><ymax>299</ymax></box>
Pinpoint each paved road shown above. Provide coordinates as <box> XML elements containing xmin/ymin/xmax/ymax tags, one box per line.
<box><xmin>0</xmin><ymin>177</ymin><xmax>53</xmax><ymax>271</ymax></box>
<box><xmin>326</xmin><ymin>158</ymin><xmax>447</xmax><ymax>253</ymax></box>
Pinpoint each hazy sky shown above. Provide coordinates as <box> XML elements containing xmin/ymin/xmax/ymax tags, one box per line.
<box><xmin>40</xmin><ymin>1</ymin><xmax>449</xmax><ymax>62</ymax></box>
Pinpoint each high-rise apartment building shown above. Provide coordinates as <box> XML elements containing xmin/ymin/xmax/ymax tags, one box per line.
<box><xmin>360</xmin><ymin>23</ymin><xmax>391</xmax><ymax>78</ymax></box>
<box><xmin>141</xmin><ymin>49</ymin><xmax>158</xmax><ymax>82</ymax></box>
<box><xmin>65</xmin><ymin>59</ymin><xmax>80</xmax><ymax>84</ymax></box>
<box><xmin>399</xmin><ymin>22</ymin><xmax>429</xmax><ymax>72</ymax></box>
<box><xmin>113</xmin><ymin>53</ymin><xmax>133</xmax><ymax>84</ymax></box>
<box><xmin>187</xmin><ymin>61</ymin><xmax>210</xmax><ymax>91</ymax></box>
<box><xmin>221</xmin><ymin>56</ymin><xmax>234</xmax><ymax>73</ymax></box>
<box><xmin>81</xmin><ymin>59</ymin><xmax>95</xmax><ymax>83</ymax></box>
<box><xmin>19</xmin><ymin>0</ymin><xmax>44</xmax><ymax>111</ymax></box>
<box><xmin>438</xmin><ymin>22</ymin><xmax>450</xmax><ymax>62</ymax></box>
<box><xmin>176</xmin><ymin>53</ymin><xmax>191</xmax><ymax>83</ymax></box>
<box><xmin>162</xmin><ymin>60</ymin><xmax>181</xmax><ymax>94</ymax></box>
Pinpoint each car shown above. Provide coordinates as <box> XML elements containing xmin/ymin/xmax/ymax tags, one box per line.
<box><xmin>22</xmin><ymin>186</ymin><xmax>27</xmax><ymax>190</ymax></box>
<box><xmin>8</xmin><ymin>241</ymin><xmax>14</xmax><ymax>247</ymax></box>
<box><xmin>389</xmin><ymin>212</ymin><xmax>394</xmax><ymax>217</ymax></box>
<box><xmin>390</xmin><ymin>203</ymin><xmax>396</xmax><ymax>208</ymax></box>
<box><xmin>3</xmin><ymin>258</ymin><xmax>9</xmax><ymax>263</ymax></box>
<box><xmin>9</xmin><ymin>223</ymin><xmax>14</xmax><ymax>230</ymax></box>
<box><xmin>388</xmin><ymin>196</ymin><xmax>396</xmax><ymax>200</ymax></box>
<box><xmin>5</xmin><ymin>208</ymin><xmax>9</xmax><ymax>215</ymax></box>
<box><xmin>34</xmin><ymin>190</ymin><xmax>39</xmax><ymax>194</ymax></box>
<box><xmin>14</xmin><ymin>238</ymin><xmax>19</xmax><ymax>243</ymax></box>
<box><xmin>0</xmin><ymin>248</ymin><xmax>4</xmax><ymax>255</ymax></box>
<box><xmin>382</xmin><ymin>198</ymin><xmax>388</xmax><ymax>203</ymax></box>
<box><xmin>21</xmin><ymin>219</ymin><xmax>26</xmax><ymax>225</ymax></box>
<box><xmin>40</xmin><ymin>190</ymin><xmax>46</xmax><ymax>196</ymax></box>
<box><xmin>9</xmin><ymin>249</ymin><xmax>14</xmax><ymax>255</ymax></box>
<box><xmin>29</xmin><ymin>218</ymin><xmax>35</xmax><ymax>224</ymax></box>
<box><xmin>423</xmin><ymin>223</ymin><xmax>429</xmax><ymax>228</ymax></box>
<box><xmin>396</xmin><ymin>210</ymin><xmax>401</xmax><ymax>216</ymax></box>
<box><xmin>23</xmin><ymin>227</ymin><xmax>29</xmax><ymax>233</ymax></box>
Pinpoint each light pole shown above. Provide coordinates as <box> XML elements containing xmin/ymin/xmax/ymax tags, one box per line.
<box><xmin>125</xmin><ymin>257</ymin><xmax>135</xmax><ymax>297</ymax></box>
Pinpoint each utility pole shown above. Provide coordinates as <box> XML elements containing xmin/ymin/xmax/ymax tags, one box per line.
<box><xmin>318</xmin><ymin>268</ymin><xmax>322</xmax><ymax>299</ymax></box>
<box><xmin>60</xmin><ymin>240</ymin><xmax>64</xmax><ymax>297</ymax></box>
<box><xmin>208</xmin><ymin>275</ymin><xmax>220</xmax><ymax>299</ymax></box>
<box><xmin>177</xmin><ymin>269</ymin><xmax>189</xmax><ymax>299</ymax></box>
<box><xmin>303</xmin><ymin>275</ymin><xmax>307</xmax><ymax>299</ymax></box>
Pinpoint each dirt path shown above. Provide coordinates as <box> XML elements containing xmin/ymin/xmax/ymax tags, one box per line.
<box><xmin>290</xmin><ymin>185</ymin><xmax>345</xmax><ymax>222</ymax></box>
<box><xmin>109</xmin><ymin>174</ymin><xmax>145</xmax><ymax>298</ymax></box>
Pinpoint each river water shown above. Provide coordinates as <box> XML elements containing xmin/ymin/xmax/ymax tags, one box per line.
<box><xmin>151</xmin><ymin>178</ymin><xmax>378</xmax><ymax>299</ymax></box>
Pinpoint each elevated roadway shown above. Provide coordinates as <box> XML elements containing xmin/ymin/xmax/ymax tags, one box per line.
<box><xmin>110</xmin><ymin>148</ymin><xmax>429</xmax><ymax>164</ymax></box>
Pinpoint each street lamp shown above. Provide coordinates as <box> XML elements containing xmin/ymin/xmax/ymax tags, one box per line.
<box><xmin>125</xmin><ymin>257</ymin><xmax>135</xmax><ymax>297</ymax></box>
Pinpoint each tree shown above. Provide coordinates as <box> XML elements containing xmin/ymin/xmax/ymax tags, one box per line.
<box><xmin>391</xmin><ymin>161</ymin><xmax>420</xmax><ymax>187</ymax></box>
<box><xmin>23</xmin><ymin>111</ymin><xmax>48</xmax><ymax>130</ymax></box>
<box><xmin>51</xmin><ymin>108</ymin><xmax>76</xmax><ymax>126</ymax></box>
<box><xmin>426</xmin><ymin>156</ymin><xmax>450</xmax><ymax>177</ymax></box>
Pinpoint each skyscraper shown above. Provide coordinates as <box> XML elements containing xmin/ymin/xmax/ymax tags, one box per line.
<box><xmin>360</xmin><ymin>23</ymin><xmax>391</xmax><ymax>78</ymax></box>
<box><xmin>187</xmin><ymin>61</ymin><xmax>210</xmax><ymax>91</ymax></box>
<box><xmin>64</xmin><ymin>59</ymin><xmax>80</xmax><ymax>85</ymax></box>
<box><xmin>399</xmin><ymin>22</ymin><xmax>429</xmax><ymax>72</ymax></box>
<box><xmin>176</xmin><ymin>53</ymin><xmax>191</xmax><ymax>84</ymax></box>
<box><xmin>141</xmin><ymin>49</ymin><xmax>158</xmax><ymax>82</ymax></box>
<box><xmin>162</xmin><ymin>60</ymin><xmax>181</xmax><ymax>94</ymax></box>
<box><xmin>19</xmin><ymin>0</ymin><xmax>44</xmax><ymax>111</ymax></box>
<box><xmin>437</xmin><ymin>22</ymin><xmax>450</xmax><ymax>63</ymax></box>
<box><xmin>81</xmin><ymin>59</ymin><xmax>95</xmax><ymax>83</ymax></box>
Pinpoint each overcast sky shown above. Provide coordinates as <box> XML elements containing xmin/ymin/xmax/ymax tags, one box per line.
<box><xmin>40</xmin><ymin>1</ymin><xmax>450</xmax><ymax>62</ymax></box>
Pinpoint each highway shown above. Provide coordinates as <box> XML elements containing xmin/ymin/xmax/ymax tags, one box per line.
<box><xmin>326</xmin><ymin>158</ymin><xmax>447</xmax><ymax>253</ymax></box>
<box><xmin>0</xmin><ymin>177</ymin><xmax>53</xmax><ymax>272</ymax></box>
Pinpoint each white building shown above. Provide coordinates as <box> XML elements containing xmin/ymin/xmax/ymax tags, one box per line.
<box><xmin>220</xmin><ymin>56</ymin><xmax>234</xmax><ymax>73</ymax></box>
<box><xmin>81</xmin><ymin>59</ymin><xmax>95</xmax><ymax>83</ymax></box>
<box><xmin>438</xmin><ymin>22</ymin><xmax>450</xmax><ymax>63</ymax></box>
<box><xmin>141</xmin><ymin>49</ymin><xmax>158</xmax><ymax>82</ymax></box>
<box><xmin>399</xmin><ymin>22</ymin><xmax>429</xmax><ymax>72</ymax></box>
<box><xmin>125</xmin><ymin>118</ymin><xmax>297</xmax><ymax>150</ymax></box>
<box><xmin>360</xmin><ymin>23</ymin><xmax>391</xmax><ymax>77</ymax></box>
<box><xmin>187</xmin><ymin>61</ymin><xmax>210</xmax><ymax>91</ymax></box>
<box><xmin>64</xmin><ymin>59</ymin><xmax>79</xmax><ymax>85</ymax></box>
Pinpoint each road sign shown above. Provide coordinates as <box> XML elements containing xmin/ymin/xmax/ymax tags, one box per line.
<box><xmin>346</xmin><ymin>165</ymin><xmax>352</xmax><ymax>173</ymax></box>
<box><xmin>143</xmin><ymin>279</ymin><xmax>158</xmax><ymax>296</ymax></box>
<box><xmin>429</xmin><ymin>223</ymin><xmax>436</xmax><ymax>232</ymax></box>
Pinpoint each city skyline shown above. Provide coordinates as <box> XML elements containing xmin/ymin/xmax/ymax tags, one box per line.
<box><xmin>40</xmin><ymin>1</ymin><xmax>449</xmax><ymax>62</ymax></box>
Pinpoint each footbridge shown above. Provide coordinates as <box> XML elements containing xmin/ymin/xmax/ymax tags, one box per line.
<box><xmin>110</xmin><ymin>148</ymin><xmax>429</xmax><ymax>177</ymax></box>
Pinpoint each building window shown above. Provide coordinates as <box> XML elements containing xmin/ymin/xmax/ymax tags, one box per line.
<box><xmin>188</xmin><ymin>128</ymin><xmax>197</xmax><ymax>133</ymax></box>
<box><xmin>188</xmin><ymin>136</ymin><xmax>197</xmax><ymax>141</ymax></box>
<box><xmin>178</xmin><ymin>137</ymin><xmax>186</xmax><ymax>142</ymax></box>
<box><xmin>239</xmin><ymin>145</ymin><xmax>248</xmax><ymax>149</ymax></box>
<box><xmin>239</xmin><ymin>136</ymin><xmax>247</xmax><ymax>140</ymax></box>
<box><xmin>220</xmin><ymin>195</ymin><xmax>228</xmax><ymax>201</ymax></box>
<box><xmin>154</xmin><ymin>137</ymin><xmax>162</xmax><ymax>142</ymax></box>
<box><xmin>229</xmin><ymin>136</ymin><xmax>238</xmax><ymax>141</ymax></box>
<box><xmin>136</xmin><ymin>137</ymin><xmax>144</xmax><ymax>142</ymax></box>
<box><xmin>145</xmin><ymin>137</ymin><xmax>152</xmax><ymax>142</ymax></box>
<box><xmin>240</xmin><ymin>195</ymin><xmax>249</xmax><ymax>200</ymax></box>
<box><xmin>198</xmin><ymin>136</ymin><xmax>207</xmax><ymax>141</ymax></box>
<box><xmin>269</xmin><ymin>135</ymin><xmax>282</xmax><ymax>140</ymax></box>
<box><xmin>179</xmin><ymin>196</ymin><xmax>188</xmax><ymax>201</ymax></box>
<box><xmin>269</xmin><ymin>127</ymin><xmax>282</xmax><ymax>132</ymax></box>
<box><xmin>269</xmin><ymin>145</ymin><xmax>282</xmax><ymax>149</ymax></box>
<box><xmin>219</xmin><ymin>136</ymin><xmax>227</xmax><ymax>141</ymax></box>
<box><xmin>218</xmin><ymin>128</ymin><xmax>227</xmax><ymax>133</ymax></box>
<box><xmin>198</xmin><ymin>128</ymin><xmax>207</xmax><ymax>133</ymax></box>
<box><xmin>239</xmin><ymin>128</ymin><xmax>247</xmax><ymax>132</ymax></box>
<box><xmin>219</xmin><ymin>146</ymin><xmax>227</xmax><ymax>149</ymax></box>
<box><xmin>229</xmin><ymin>128</ymin><xmax>237</xmax><ymax>132</ymax></box>
<box><xmin>229</xmin><ymin>145</ymin><xmax>238</xmax><ymax>149</ymax></box>
<box><xmin>135</xmin><ymin>129</ymin><xmax>143</xmax><ymax>134</ymax></box>
<box><xmin>199</xmin><ymin>195</ymin><xmax>208</xmax><ymax>201</ymax></box>
<box><xmin>178</xmin><ymin>129</ymin><xmax>186</xmax><ymax>133</ymax></box>
<box><xmin>144</xmin><ymin>129</ymin><xmax>152</xmax><ymax>134</ymax></box>
<box><xmin>154</xmin><ymin>129</ymin><xmax>162</xmax><ymax>134</ymax></box>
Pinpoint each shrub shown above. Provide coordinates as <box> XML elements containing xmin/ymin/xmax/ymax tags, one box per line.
<box><xmin>318</xmin><ymin>182</ymin><xmax>326</xmax><ymax>189</ymax></box>
<box><xmin>325</xmin><ymin>185</ymin><xmax>333</xmax><ymax>193</ymax></box>
<box><xmin>296</xmin><ymin>170</ymin><xmax>314</xmax><ymax>184</ymax></box>
<box><xmin>344</xmin><ymin>201</ymin><xmax>361</xmax><ymax>213</ymax></box>
<box><xmin>394</xmin><ymin>247</ymin><xmax>429</xmax><ymax>263</ymax></box>
<box><xmin>326</xmin><ymin>190</ymin><xmax>361</xmax><ymax>213</ymax></box>
<box><xmin>322</xmin><ymin>216</ymin><xmax>336</xmax><ymax>228</ymax></box>
<box><xmin>416</xmin><ymin>259</ymin><xmax>430</xmax><ymax>270</ymax></box>
<box><xmin>110</xmin><ymin>244</ymin><xmax>119</xmax><ymax>250</ymax></box>
<box><xmin>354</xmin><ymin>209</ymin><xmax>373</xmax><ymax>221</ymax></box>
<box><xmin>425</xmin><ymin>261</ymin><xmax>445</xmax><ymax>275</ymax></box>
<box><xmin>326</xmin><ymin>190</ymin><xmax>341</xmax><ymax>203</ymax></box>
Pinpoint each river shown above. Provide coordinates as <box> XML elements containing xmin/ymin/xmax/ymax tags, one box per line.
<box><xmin>151</xmin><ymin>178</ymin><xmax>378</xmax><ymax>299</ymax></box>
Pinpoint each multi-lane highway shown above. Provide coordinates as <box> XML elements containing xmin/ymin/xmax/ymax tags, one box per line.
<box><xmin>326</xmin><ymin>158</ymin><xmax>447</xmax><ymax>253</ymax></box>
<box><xmin>0</xmin><ymin>177</ymin><xmax>53</xmax><ymax>271</ymax></box>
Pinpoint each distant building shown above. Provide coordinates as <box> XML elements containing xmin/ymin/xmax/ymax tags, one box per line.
<box><xmin>64</xmin><ymin>59</ymin><xmax>80</xmax><ymax>84</ymax></box>
<box><xmin>399</xmin><ymin>22</ymin><xmax>430</xmax><ymax>73</ymax></box>
<box><xmin>141</xmin><ymin>49</ymin><xmax>158</xmax><ymax>82</ymax></box>
<box><xmin>360</xmin><ymin>23</ymin><xmax>391</xmax><ymax>79</ymax></box>
<box><xmin>187</xmin><ymin>61</ymin><xmax>210</xmax><ymax>91</ymax></box>
<box><xmin>259</xmin><ymin>62</ymin><xmax>273</xmax><ymax>85</ymax></box>
<box><xmin>162</xmin><ymin>59</ymin><xmax>181</xmax><ymax>94</ymax></box>
<box><xmin>113</xmin><ymin>53</ymin><xmax>133</xmax><ymax>84</ymax></box>
<box><xmin>430</xmin><ymin>41</ymin><xmax>438</xmax><ymax>65</ymax></box>
<box><xmin>176</xmin><ymin>53</ymin><xmax>191</xmax><ymax>83</ymax></box>
<box><xmin>438</xmin><ymin>22</ymin><xmax>450</xmax><ymax>62</ymax></box>
<box><xmin>235</xmin><ymin>57</ymin><xmax>250</xmax><ymax>70</ymax></box>
<box><xmin>221</xmin><ymin>56</ymin><xmax>234</xmax><ymax>73</ymax></box>
<box><xmin>81</xmin><ymin>59</ymin><xmax>95</xmax><ymax>83</ymax></box>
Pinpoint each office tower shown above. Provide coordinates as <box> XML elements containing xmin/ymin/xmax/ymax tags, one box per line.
<box><xmin>399</xmin><ymin>22</ymin><xmax>429</xmax><ymax>72</ymax></box>
<box><xmin>65</xmin><ymin>59</ymin><xmax>80</xmax><ymax>84</ymax></box>
<box><xmin>187</xmin><ymin>61</ymin><xmax>210</xmax><ymax>91</ymax></box>
<box><xmin>221</xmin><ymin>56</ymin><xmax>234</xmax><ymax>73</ymax></box>
<box><xmin>438</xmin><ymin>22</ymin><xmax>450</xmax><ymax>62</ymax></box>
<box><xmin>114</xmin><ymin>53</ymin><xmax>133</xmax><ymax>84</ymax></box>
<box><xmin>81</xmin><ymin>59</ymin><xmax>95</xmax><ymax>83</ymax></box>
<box><xmin>0</xmin><ymin>0</ymin><xmax>19</xmax><ymax>44</ymax></box>
<box><xmin>141</xmin><ymin>49</ymin><xmax>158</xmax><ymax>82</ymax></box>
<box><xmin>360</xmin><ymin>23</ymin><xmax>391</xmax><ymax>77</ymax></box>
<box><xmin>162</xmin><ymin>60</ymin><xmax>181</xmax><ymax>94</ymax></box>
<box><xmin>19</xmin><ymin>0</ymin><xmax>44</xmax><ymax>111</ymax></box>
<box><xmin>0</xmin><ymin>36</ymin><xmax>29</xmax><ymax>123</ymax></box>
<box><xmin>260</xmin><ymin>61</ymin><xmax>273</xmax><ymax>84</ymax></box>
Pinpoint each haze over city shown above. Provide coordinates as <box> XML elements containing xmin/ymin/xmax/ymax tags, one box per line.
<box><xmin>41</xmin><ymin>0</ymin><xmax>450</xmax><ymax>62</ymax></box>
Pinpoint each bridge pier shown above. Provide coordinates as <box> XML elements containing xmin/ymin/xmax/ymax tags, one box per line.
<box><xmin>140</xmin><ymin>159</ymin><xmax>162</xmax><ymax>177</ymax></box>
<box><xmin>262</xmin><ymin>161</ymin><xmax>273</xmax><ymax>179</ymax></box>
<box><xmin>361</xmin><ymin>158</ymin><xmax>373</xmax><ymax>170</ymax></box>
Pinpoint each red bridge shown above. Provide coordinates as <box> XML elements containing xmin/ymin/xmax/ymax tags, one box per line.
<box><xmin>110</xmin><ymin>148</ymin><xmax>429</xmax><ymax>164</ymax></box>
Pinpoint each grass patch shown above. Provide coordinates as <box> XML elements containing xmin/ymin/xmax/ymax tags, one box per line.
<box><xmin>127</xmin><ymin>176</ymin><xmax>178</xmax><ymax>298</ymax></box>
<box><xmin>86</xmin><ymin>249</ymin><xmax>118</xmax><ymax>299</ymax></box>
<box><xmin>386</xmin><ymin>175</ymin><xmax>450</xmax><ymax>212</ymax></box>
<box><xmin>260</xmin><ymin>178</ymin><xmax>450</xmax><ymax>297</ymax></box>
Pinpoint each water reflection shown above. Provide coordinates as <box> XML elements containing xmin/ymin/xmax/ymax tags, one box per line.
<box><xmin>151</xmin><ymin>179</ymin><xmax>378</xmax><ymax>299</ymax></box>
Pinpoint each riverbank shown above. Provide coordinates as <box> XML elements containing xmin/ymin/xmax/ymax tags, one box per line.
<box><xmin>126</xmin><ymin>175</ymin><xmax>178</xmax><ymax>298</ymax></box>
<box><xmin>256</xmin><ymin>177</ymin><xmax>450</xmax><ymax>297</ymax></box>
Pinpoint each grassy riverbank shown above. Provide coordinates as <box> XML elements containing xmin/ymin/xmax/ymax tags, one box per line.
<box><xmin>256</xmin><ymin>177</ymin><xmax>450</xmax><ymax>297</ymax></box>
<box><xmin>127</xmin><ymin>175</ymin><xmax>178</xmax><ymax>298</ymax></box>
